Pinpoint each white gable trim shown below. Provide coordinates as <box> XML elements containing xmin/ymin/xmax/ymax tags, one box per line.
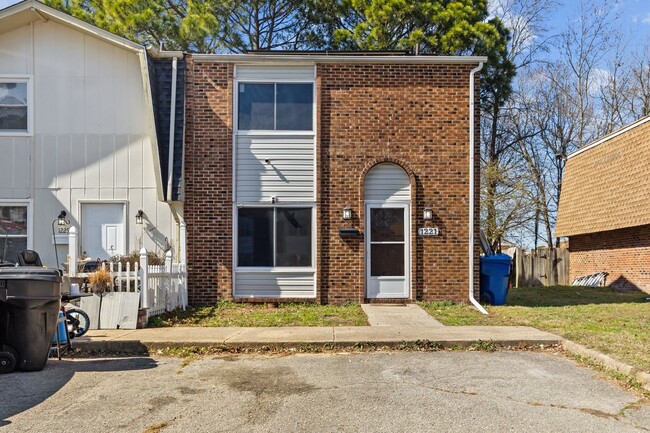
<box><xmin>0</xmin><ymin>0</ymin><xmax>144</xmax><ymax>52</ymax></box>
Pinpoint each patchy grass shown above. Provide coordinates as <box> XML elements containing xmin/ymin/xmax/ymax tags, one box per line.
<box><xmin>420</xmin><ymin>286</ymin><xmax>650</xmax><ymax>372</ymax></box>
<box><xmin>148</xmin><ymin>300</ymin><xmax>368</xmax><ymax>327</ymax></box>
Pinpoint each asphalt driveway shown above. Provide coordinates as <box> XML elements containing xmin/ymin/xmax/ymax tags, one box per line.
<box><xmin>1</xmin><ymin>351</ymin><xmax>649</xmax><ymax>432</ymax></box>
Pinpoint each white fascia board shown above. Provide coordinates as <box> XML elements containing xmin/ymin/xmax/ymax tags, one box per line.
<box><xmin>0</xmin><ymin>0</ymin><xmax>144</xmax><ymax>53</ymax></box>
<box><xmin>191</xmin><ymin>54</ymin><xmax>488</xmax><ymax>65</ymax></box>
<box><xmin>568</xmin><ymin>114</ymin><xmax>650</xmax><ymax>159</ymax></box>
<box><xmin>137</xmin><ymin>50</ymin><xmax>166</xmax><ymax>202</ymax></box>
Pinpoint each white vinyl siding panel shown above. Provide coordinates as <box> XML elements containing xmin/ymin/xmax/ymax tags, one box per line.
<box><xmin>364</xmin><ymin>163</ymin><xmax>411</xmax><ymax>202</ymax></box>
<box><xmin>234</xmin><ymin>271</ymin><xmax>316</xmax><ymax>298</ymax></box>
<box><xmin>236</xmin><ymin>65</ymin><xmax>314</xmax><ymax>82</ymax></box>
<box><xmin>236</xmin><ymin>135</ymin><xmax>315</xmax><ymax>202</ymax></box>
<box><xmin>0</xmin><ymin>20</ymin><xmax>177</xmax><ymax>267</ymax></box>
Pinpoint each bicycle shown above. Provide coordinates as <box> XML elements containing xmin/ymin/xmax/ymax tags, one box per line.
<box><xmin>63</xmin><ymin>304</ymin><xmax>90</xmax><ymax>338</ymax></box>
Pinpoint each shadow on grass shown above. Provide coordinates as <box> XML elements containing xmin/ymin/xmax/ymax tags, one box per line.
<box><xmin>505</xmin><ymin>285</ymin><xmax>649</xmax><ymax>307</ymax></box>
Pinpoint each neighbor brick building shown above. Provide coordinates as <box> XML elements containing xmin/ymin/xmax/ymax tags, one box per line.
<box><xmin>556</xmin><ymin>115</ymin><xmax>650</xmax><ymax>292</ymax></box>
<box><xmin>184</xmin><ymin>53</ymin><xmax>486</xmax><ymax>304</ymax></box>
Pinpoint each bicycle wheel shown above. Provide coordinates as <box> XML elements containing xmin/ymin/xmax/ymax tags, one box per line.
<box><xmin>66</xmin><ymin>308</ymin><xmax>90</xmax><ymax>338</ymax></box>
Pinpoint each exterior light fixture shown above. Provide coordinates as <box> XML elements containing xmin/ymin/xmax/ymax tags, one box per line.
<box><xmin>52</xmin><ymin>210</ymin><xmax>69</xmax><ymax>270</ymax></box>
<box><xmin>135</xmin><ymin>210</ymin><xmax>144</xmax><ymax>225</ymax></box>
<box><xmin>342</xmin><ymin>206</ymin><xmax>353</xmax><ymax>220</ymax></box>
<box><xmin>423</xmin><ymin>207</ymin><xmax>433</xmax><ymax>221</ymax></box>
<box><xmin>57</xmin><ymin>210</ymin><xmax>68</xmax><ymax>226</ymax></box>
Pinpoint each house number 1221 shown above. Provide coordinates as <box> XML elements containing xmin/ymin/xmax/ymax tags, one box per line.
<box><xmin>418</xmin><ymin>227</ymin><xmax>439</xmax><ymax>236</ymax></box>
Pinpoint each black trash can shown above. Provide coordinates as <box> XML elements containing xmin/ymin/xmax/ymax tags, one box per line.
<box><xmin>0</xmin><ymin>267</ymin><xmax>61</xmax><ymax>373</ymax></box>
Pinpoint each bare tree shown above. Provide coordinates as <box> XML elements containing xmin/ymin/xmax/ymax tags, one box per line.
<box><xmin>481</xmin><ymin>0</ymin><xmax>557</xmax><ymax>250</ymax></box>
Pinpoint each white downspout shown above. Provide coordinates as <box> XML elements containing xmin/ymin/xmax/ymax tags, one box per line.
<box><xmin>166</xmin><ymin>56</ymin><xmax>178</xmax><ymax>202</ymax></box>
<box><xmin>469</xmin><ymin>62</ymin><xmax>489</xmax><ymax>315</ymax></box>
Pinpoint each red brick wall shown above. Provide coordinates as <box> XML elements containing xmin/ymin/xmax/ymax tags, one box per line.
<box><xmin>184</xmin><ymin>59</ymin><xmax>234</xmax><ymax>304</ymax></box>
<box><xmin>317</xmin><ymin>63</ymin><xmax>480</xmax><ymax>304</ymax></box>
<box><xmin>569</xmin><ymin>224</ymin><xmax>650</xmax><ymax>293</ymax></box>
<box><xmin>184</xmin><ymin>59</ymin><xmax>480</xmax><ymax>304</ymax></box>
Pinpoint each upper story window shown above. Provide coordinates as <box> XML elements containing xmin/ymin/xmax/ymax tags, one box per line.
<box><xmin>238</xmin><ymin>83</ymin><xmax>313</xmax><ymax>131</ymax></box>
<box><xmin>0</xmin><ymin>77</ymin><xmax>31</xmax><ymax>135</ymax></box>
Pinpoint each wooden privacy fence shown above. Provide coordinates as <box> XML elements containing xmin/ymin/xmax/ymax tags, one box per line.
<box><xmin>512</xmin><ymin>247</ymin><xmax>569</xmax><ymax>287</ymax></box>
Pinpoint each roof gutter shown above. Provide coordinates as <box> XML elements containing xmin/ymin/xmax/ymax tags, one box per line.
<box><xmin>469</xmin><ymin>62</ymin><xmax>488</xmax><ymax>315</ymax></box>
<box><xmin>191</xmin><ymin>53</ymin><xmax>488</xmax><ymax>65</ymax></box>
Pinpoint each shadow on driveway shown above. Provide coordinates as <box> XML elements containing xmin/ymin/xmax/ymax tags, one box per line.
<box><xmin>0</xmin><ymin>356</ymin><xmax>157</xmax><ymax>427</ymax></box>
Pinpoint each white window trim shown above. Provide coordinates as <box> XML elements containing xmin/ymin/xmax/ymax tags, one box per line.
<box><xmin>0</xmin><ymin>75</ymin><xmax>33</xmax><ymax>137</ymax></box>
<box><xmin>234</xmin><ymin>203</ymin><xmax>316</xmax><ymax>273</ymax></box>
<box><xmin>0</xmin><ymin>199</ymin><xmax>34</xmax><ymax>251</ymax></box>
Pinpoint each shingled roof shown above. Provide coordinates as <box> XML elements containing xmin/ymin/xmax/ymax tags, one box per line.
<box><xmin>556</xmin><ymin>115</ymin><xmax>650</xmax><ymax>237</ymax></box>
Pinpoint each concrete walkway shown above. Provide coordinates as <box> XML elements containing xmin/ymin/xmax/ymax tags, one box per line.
<box><xmin>361</xmin><ymin>304</ymin><xmax>444</xmax><ymax>327</ymax></box>
<box><xmin>72</xmin><ymin>303</ymin><xmax>562</xmax><ymax>353</ymax></box>
<box><xmin>76</xmin><ymin>325</ymin><xmax>561</xmax><ymax>353</ymax></box>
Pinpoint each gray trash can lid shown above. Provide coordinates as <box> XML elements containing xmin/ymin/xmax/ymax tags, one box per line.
<box><xmin>0</xmin><ymin>267</ymin><xmax>62</xmax><ymax>282</ymax></box>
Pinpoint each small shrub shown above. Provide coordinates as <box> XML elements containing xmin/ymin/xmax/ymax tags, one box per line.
<box><xmin>89</xmin><ymin>268</ymin><xmax>112</xmax><ymax>294</ymax></box>
<box><xmin>111</xmin><ymin>250</ymin><xmax>166</xmax><ymax>267</ymax></box>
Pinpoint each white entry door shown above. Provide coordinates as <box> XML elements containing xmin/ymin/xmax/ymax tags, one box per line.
<box><xmin>81</xmin><ymin>203</ymin><xmax>125</xmax><ymax>260</ymax></box>
<box><xmin>366</xmin><ymin>203</ymin><xmax>410</xmax><ymax>299</ymax></box>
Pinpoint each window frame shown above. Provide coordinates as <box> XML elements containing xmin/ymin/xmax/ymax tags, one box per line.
<box><xmin>235</xmin><ymin>79</ymin><xmax>315</xmax><ymax>134</ymax></box>
<box><xmin>235</xmin><ymin>204</ymin><xmax>315</xmax><ymax>272</ymax></box>
<box><xmin>0</xmin><ymin>75</ymin><xmax>33</xmax><ymax>137</ymax></box>
<box><xmin>0</xmin><ymin>199</ymin><xmax>34</xmax><ymax>259</ymax></box>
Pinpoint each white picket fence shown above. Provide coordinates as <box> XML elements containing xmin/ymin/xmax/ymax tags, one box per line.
<box><xmin>66</xmin><ymin>222</ymin><xmax>188</xmax><ymax>320</ymax></box>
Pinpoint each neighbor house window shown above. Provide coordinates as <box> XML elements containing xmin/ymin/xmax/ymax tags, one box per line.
<box><xmin>0</xmin><ymin>205</ymin><xmax>28</xmax><ymax>264</ymax></box>
<box><xmin>238</xmin><ymin>207</ymin><xmax>312</xmax><ymax>267</ymax></box>
<box><xmin>0</xmin><ymin>78</ymin><xmax>31</xmax><ymax>134</ymax></box>
<box><xmin>238</xmin><ymin>83</ymin><xmax>313</xmax><ymax>131</ymax></box>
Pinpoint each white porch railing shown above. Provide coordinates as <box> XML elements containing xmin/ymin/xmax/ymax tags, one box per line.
<box><xmin>66</xmin><ymin>222</ymin><xmax>188</xmax><ymax>320</ymax></box>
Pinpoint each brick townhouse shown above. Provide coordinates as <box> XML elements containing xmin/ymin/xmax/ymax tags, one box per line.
<box><xmin>183</xmin><ymin>52</ymin><xmax>486</xmax><ymax>305</ymax></box>
<box><xmin>556</xmin><ymin>114</ymin><xmax>650</xmax><ymax>293</ymax></box>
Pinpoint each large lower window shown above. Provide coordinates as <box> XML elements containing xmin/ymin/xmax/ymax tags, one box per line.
<box><xmin>0</xmin><ymin>79</ymin><xmax>30</xmax><ymax>134</ymax></box>
<box><xmin>238</xmin><ymin>83</ymin><xmax>313</xmax><ymax>131</ymax></box>
<box><xmin>0</xmin><ymin>205</ymin><xmax>28</xmax><ymax>264</ymax></box>
<box><xmin>238</xmin><ymin>207</ymin><xmax>312</xmax><ymax>267</ymax></box>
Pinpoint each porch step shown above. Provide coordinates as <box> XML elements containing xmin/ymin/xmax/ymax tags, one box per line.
<box><xmin>361</xmin><ymin>304</ymin><xmax>444</xmax><ymax>327</ymax></box>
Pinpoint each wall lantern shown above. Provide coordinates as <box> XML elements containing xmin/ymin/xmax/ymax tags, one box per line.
<box><xmin>135</xmin><ymin>209</ymin><xmax>144</xmax><ymax>225</ymax></box>
<box><xmin>342</xmin><ymin>206</ymin><xmax>353</xmax><ymax>220</ymax></box>
<box><xmin>423</xmin><ymin>207</ymin><xmax>433</xmax><ymax>221</ymax></box>
<box><xmin>57</xmin><ymin>210</ymin><xmax>68</xmax><ymax>226</ymax></box>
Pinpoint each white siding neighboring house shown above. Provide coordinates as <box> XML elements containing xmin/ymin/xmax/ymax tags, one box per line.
<box><xmin>0</xmin><ymin>0</ymin><xmax>183</xmax><ymax>267</ymax></box>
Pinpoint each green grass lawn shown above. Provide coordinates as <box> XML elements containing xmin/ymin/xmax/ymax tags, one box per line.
<box><xmin>420</xmin><ymin>286</ymin><xmax>650</xmax><ymax>372</ymax></box>
<box><xmin>148</xmin><ymin>300</ymin><xmax>368</xmax><ymax>327</ymax></box>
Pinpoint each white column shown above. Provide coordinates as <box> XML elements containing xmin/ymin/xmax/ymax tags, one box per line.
<box><xmin>180</xmin><ymin>221</ymin><xmax>187</xmax><ymax>265</ymax></box>
<box><xmin>140</xmin><ymin>248</ymin><xmax>149</xmax><ymax>309</ymax></box>
<box><xmin>68</xmin><ymin>227</ymin><xmax>77</xmax><ymax>277</ymax></box>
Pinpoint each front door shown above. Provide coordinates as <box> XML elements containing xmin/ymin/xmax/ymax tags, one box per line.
<box><xmin>81</xmin><ymin>203</ymin><xmax>125</xmax><ymax>260</ymax></box>
<box><xmin>366</xmin><ymin>204</ymin><xmax>409</xmax><ymax>299</ymax></box>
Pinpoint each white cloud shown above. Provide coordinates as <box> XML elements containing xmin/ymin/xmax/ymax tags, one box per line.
<box><xmin>642</xmin><ymin>13</ymin><xmax>650</xmax><ymax>24</ymax></box>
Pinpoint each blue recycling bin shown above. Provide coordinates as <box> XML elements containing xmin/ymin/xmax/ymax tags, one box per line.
<box><xmin>479</xmin><ymin>254</ymin><xmax>512</xmax><ymax>305</ymax></box>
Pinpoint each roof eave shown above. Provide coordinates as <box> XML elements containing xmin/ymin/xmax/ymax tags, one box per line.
<box><xmin>190</xmin><ymin>53</ymin><xmax>488</xmax><ymax>65</ymax></box>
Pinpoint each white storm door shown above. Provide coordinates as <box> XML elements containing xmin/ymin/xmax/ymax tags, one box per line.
<box><xmin>366</xmin><ymin>204</ymin><xmax>410</xmax><ymax>299</ymax></box>
<box><xmin>81</xmin><ymin>203</ymin><xmax>126</xmax><ymax>260</ymax></box>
